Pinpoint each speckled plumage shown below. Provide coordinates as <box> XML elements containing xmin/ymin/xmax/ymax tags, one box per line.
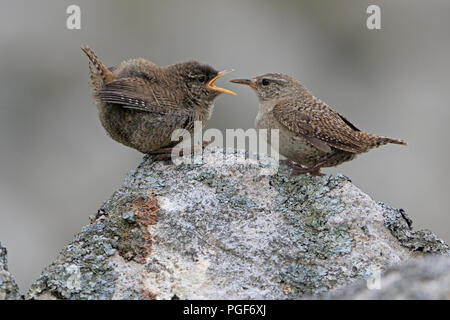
<box><xmin>82</xmin><ymin>46</ymin><xmax>233</xmax><ymax>154</ymax></box>
<box><xmin>231</xmin><ymin>73</ymin><xmax>407</xmax><ymax>175</ymax></box>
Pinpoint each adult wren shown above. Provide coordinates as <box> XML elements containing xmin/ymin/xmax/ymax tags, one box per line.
<box><xmin>81</xmin><ymin>46</ymin><xmax>235</xmax><ymax>156</ymax></box>
<box><xmin>231</xmin><ymin>73</ymin><xmax>407</xmax><ymax>176</ymax></box>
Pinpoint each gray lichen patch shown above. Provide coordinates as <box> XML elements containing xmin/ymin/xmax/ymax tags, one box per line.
<box><xmin>0</xmin><ymin>242</ymin><xmax>21</xmax><ymax>300</ymax></box>
<box><xmin>27</xmin><ymin>187</ymin><xmax>161</xmax><ymax>299</ymax></box>
<box><xmin>266</xmin><ymin>172</ymin><xmax>357</xmax><ymax>295</ymax></box>
<box><xmin>271</xmin><ymin>172</ymin><xmax>352</xmax><ymax>259</ymax></box>
<box><xmin>25</xmin><ymin>148</ymin><xmax>449</xmax><ymax>299</ymax></box>
<box><xmin>27</xmin><ymin>221</ymin><xmax>117</xmax><ymax>300</ymax></box>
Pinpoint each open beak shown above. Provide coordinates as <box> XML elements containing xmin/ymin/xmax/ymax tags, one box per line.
<box><xmin>207</xmin><ymin>70</ymin><xmax>236</xmax><ymax>95</ymax></box>
<box><xmin>230</xmin><ymin>78</ymin><xmax>257</xmax><ymax>89</ymax></box>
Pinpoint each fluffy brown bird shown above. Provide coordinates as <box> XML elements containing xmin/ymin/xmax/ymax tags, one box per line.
<box><xmin>231</xmin><ymin>73</ymin><xmax>407</xmax><ymax>176</ymax></box>
<box><xmin>81</xmin><ymin>46</ymin><xmax>235</xmax><ymax>155</ymax></box>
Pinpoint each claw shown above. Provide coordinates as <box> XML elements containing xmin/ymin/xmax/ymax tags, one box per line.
<box><xmin>148</xmin><ymin>140</ymin><xmax>211</xmax><ymax>162</ymax></box>
<box><xmin>288</xmin><ymin>161</ymin><xmax>325</xmax><ymax>177</ymax></box>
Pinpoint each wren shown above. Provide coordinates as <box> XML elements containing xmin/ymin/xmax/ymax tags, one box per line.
<box><xmin>231</xmin><ymin>74</ymin><xmax>406</xmax><ymax>176</ymax></box>
<box><xmin>82</xmin><ymin>46</ymin><xmax>235</xmax><ymax>156</ymax></box>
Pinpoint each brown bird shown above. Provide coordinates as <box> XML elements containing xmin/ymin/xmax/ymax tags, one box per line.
<box><xmin>231</xmin><ymin>73</ymin><xmax>407</xmax><ymax>176</ymax></box>
<box><xmin>81</xmin><ymin>46</ymin><xmax>235</xmax><ymax>156</ymax></box>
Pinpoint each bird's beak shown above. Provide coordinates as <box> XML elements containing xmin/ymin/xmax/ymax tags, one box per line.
<box><xmin>230</xmin><ymin>78</ymin><xmax>257</xmax><ymax>89</ymax></box>
<box><xmin>207</xmin><ymin>70</ymin><xmax>236</xmax><ymax>95</ymax></box>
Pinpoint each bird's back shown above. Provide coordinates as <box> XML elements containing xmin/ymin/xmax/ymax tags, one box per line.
<box><xmin>258</xmin><ymin>88</ymin><xmax>406</xmax><ymax>167</ymax></box>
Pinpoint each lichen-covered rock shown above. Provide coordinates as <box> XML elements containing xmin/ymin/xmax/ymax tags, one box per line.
<box><xmin>322</xmin><ymin>255</ymin><xmax>450</xmax><ymax>299</ymax></box>
<box><xmin>0</xmin><ymin>242</ymin><xmax>21</xmax><ymax>300</ymax></box>
<box><xmin>26</xmin><ymin>148</ymin><xmax>448</xmax><ymax>299</ymax></box>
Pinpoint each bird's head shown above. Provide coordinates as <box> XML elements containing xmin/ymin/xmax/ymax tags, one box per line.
<box><xmin>230</xmin><ymin>73</ymin><xmax>302</xmax><ymax>102</ymax></box>
<box><xmin>173</xmin><ymin>62</ymin><xmax>235</xmax><ymax>107</ymax></box>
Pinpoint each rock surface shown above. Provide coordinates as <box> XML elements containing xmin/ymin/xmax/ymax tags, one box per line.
<box><xmin>0</xmin><ymin>242</ymin><xmax>21</xmax><ymax>300</ymax></box>
<box><xmin>322</xmin><ymin>255</ymin><xmax>450</xmax><ymax>299</ymax></box>
<box><xmin>23</xmin><ymin>148</ymin><xmax>448</xmax><ymax>300</ymax></box>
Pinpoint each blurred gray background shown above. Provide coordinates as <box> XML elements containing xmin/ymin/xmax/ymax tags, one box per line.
<box><xmin>1</xmin><ymin>0</ymin><xmax>449</xmax><ymax>292</ymax></box>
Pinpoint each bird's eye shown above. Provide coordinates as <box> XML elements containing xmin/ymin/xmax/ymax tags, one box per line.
<box><xmin>197</xmin><ymin>76</ymin><xmax>206</xmax><ymax>83</ymax></box>
<box><xmin>262</xmin><ymin>79</ymin><xmax>270</xmax><ymax>86</ymax></box>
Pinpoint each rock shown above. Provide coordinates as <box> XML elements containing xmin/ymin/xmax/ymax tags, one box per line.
<box><xmin>26</xmin><ymin>148</ymin><xmax>448</xmax><ymax>300</ymax></box>
<box><xmin>322</xmin><ymin>255</ymin><xmax>450</xmax><ymax>299</ymax></box>
<box><xmin>0</xmin><ymin>242</ymin><xmax>21</xmax><ymax>300</ymax></box>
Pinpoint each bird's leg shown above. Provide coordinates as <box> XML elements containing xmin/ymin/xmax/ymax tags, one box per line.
<box><xmin>148</xmin><ymin>141</ymin><xmax>211</xmax><ymax>161</ymax></box>
<box><xmin>282</xmin><ymin>159</ymin><xmax>323</xmax><ymax>175</ymax></box>
<box><xmin>280</xmin><ymin>159</ymin><xmax>296</xmax><ymax>166</ymax></box>
<box><xmin>307</xmin><ymin>168</ymin><xmax>325</xmax><ymax>177</ymax></box>
<box><xmin>286</xmin><ymin>161</ymin><xmax>312</xmax><ymax>174</ymax></box>
<box><xmin>290</xmin><ymin>163</ymin><xmax>325</xmax><ymax>176</ymax></box>
<box><xmin>290</xmin><ymin>152</ymin><xmax>340</xmax><ymax>176</ymax></box>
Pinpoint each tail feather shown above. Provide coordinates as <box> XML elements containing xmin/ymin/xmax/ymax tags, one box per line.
<box><xmin>374</xmin><ymin>135</ymin><xmax>407</xmax><ymax>147</ymax></box>
<box><xmin>81</xmin><ymin>46</ymin><xmax>115</xmax><ymax>83</ymax></box>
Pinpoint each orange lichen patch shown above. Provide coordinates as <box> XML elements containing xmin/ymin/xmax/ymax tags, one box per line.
<box><xmin>132</xmin><ymin>193</ymin><xmax>160</xmax><ymax>264</ymax></box>
<box><xmin>141</xmin><ymin>290</ymin><xmax>157</xmax><ymax>300</ymax></box>
<box><xmin>132</xmin><ymin>196</ymin><xmax>159</xmax><ymax>227</ymax></box>
<box><xmin>116</xmin><ymin>191</ymin><xmax>161</xmax><ymax>264</ymax></box>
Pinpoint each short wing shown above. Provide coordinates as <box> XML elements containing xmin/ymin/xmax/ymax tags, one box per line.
<box><xmin>272</xmin><ymin>98</ymin><xmax>365</xmax><ymax>153</ymax></box>
<box><xmin>96</xmin><ymin>76</ymin><xmax>178</xmax><ymax>114</ymax></box>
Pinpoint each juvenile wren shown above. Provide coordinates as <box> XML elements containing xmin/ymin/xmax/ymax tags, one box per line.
<box><xmin>231</xmin><ymin>74</ymin><xmax>407</xmax><ymax>176</ymax></box>
<box><xmin>81</xmin><ymin>46</ymin><xmax>235</xmax><ymax>155</ymax></box>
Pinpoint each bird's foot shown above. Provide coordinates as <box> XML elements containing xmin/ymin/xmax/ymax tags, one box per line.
<box><xmin>289</xmin><ymin>163</ymin><xmax>325</xmax><ymax>177</ymax></box>
<box><xmin>148</xmin><ymin>141</ymin><xmax>211</xmax><ymax>161</ymax></box>
<box><xmin>308</xmin><ymin>168</ymin><xmax>325</xmax><ymax>177</ymax></box>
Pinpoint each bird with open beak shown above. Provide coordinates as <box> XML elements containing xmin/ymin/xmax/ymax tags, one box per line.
<box><xmin>82</xmin><ymin>46</ymin><xmax>235</xmax><ymax>157</ymax></box>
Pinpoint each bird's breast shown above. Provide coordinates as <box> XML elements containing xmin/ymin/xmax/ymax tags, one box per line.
<box><xmin>207</xmin><ymin>103</ymin><xmax>215</xmax><ymax>122</ymax></box>
<box><xmin>254</xmin><ymin>103</ymin><xmax>330</xmax><ymax>167</ymax></box>
<box><xmin>255</xmin><ymin>102</ymin><xmax>277</xmax><ymax>130</ymax></box>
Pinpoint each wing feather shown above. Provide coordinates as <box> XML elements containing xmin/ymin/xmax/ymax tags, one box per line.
<box><xmin>96</xmin><ymin>77</ymin><xmax>178</xmax><ymax>113</ymax></box>
<box><xmin>272</xmin><ymin>98</ymin><xmax>365</xmax><ymax>153</ymax></box>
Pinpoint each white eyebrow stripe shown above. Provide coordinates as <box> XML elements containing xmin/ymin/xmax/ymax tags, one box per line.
<box><xmin>264</xmin><ymin>78</ymin><xmax>288</xmax><ymax>84</ymax></box>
